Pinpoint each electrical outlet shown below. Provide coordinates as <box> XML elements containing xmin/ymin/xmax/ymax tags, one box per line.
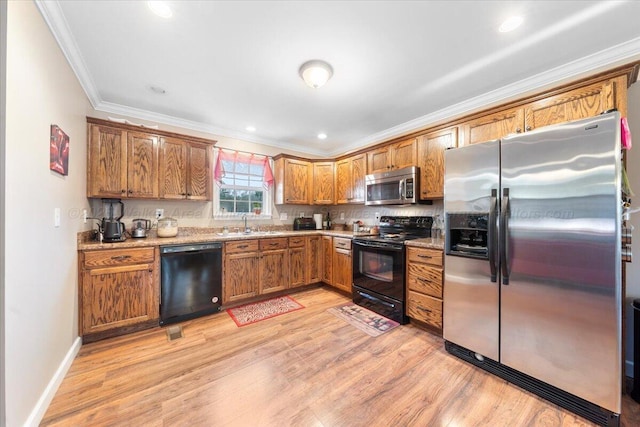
<box><xmin>155</xmin><ymin>208</ymin><xmax>164</xmax><ymax>219</ymax></box>
<box><xmin>300</xmin><ymin>212</ymin><xmax>305</xmax><ymax>218</ymax></box>
<box><xmin>375</xmin><ymin>212</ymin><xmax>380</xmax><ymax>222</ymax></box>
<box><xmin>54</xmin><ymin>208</ymin><xmax>61</xmax><ymax>227</ymax></box>
<box><xmin>83</xmin><ymin>209</ymin><xmax>87</xmax><ymax>224</ymax></box>
<box><xmin>280</xmin><ymin>213</ymin><xmax>288</xmax><ymax>220</ymax></box>
<box><xmin>339</xmin><ymin>212</ymin><xmax>345</xmax><ymax>220</ymax></box>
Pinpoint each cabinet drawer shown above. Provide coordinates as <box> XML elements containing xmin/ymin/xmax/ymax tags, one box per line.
<box><xmin>333</xmin><ymin>237</ymin><xmax>351</xmax><ymax>250</ymax></box>
<box><xmin>288</xmin><ymin>236</ymin><xmax>306</xmax><ymax>248</ymax></box>
<box><xmin>225</xmin><ymin>240</ymin><xmax>259</xmax><ymax>254</ymax></box>
<box><xmin>260</xmin><ymin>238</ymin><xmax>288</xmax><ymax>250</ymax></box>
<box><xmin>83</xmin><ymin>247</ymin><xmax>155</xmax><ymax>268</ymax></box>
<box><xmin>407</xmin><ymin>291</ymin><xmax>442</xmax><ymax>329</ymax></box>
<box><xmin>407</xmin><ymin>263</ymin><xmax>442</xmax><ymax>298</ymax></box>
<box><xmin>407</xmin><ymin>247</ymin><xmax>442</xmax><ymax>266</ymax></box>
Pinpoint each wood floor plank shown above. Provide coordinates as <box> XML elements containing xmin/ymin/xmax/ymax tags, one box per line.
<box><xmin>42</xmin><ymin>287</ymin><xmax>639</xmax><ymax>426</ymax></box>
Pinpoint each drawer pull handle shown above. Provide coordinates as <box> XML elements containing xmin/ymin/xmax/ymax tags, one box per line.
<box><xmin>269</xmin><ymin>243</ymin><xmax>279</xmax><ymax>246</ymax></box>
<box><xmin>417</xmin><ymin>254</ymin><xmax>432</xmax><ymax>259</ymax></box>
<box><xmin>237</xmin><ymin>244</ymin><xmax>249</xmax><ymax>249</ymax></box>
<box><xmin>417</xmin><ymin>306</ymin><xmax>432</xmax><ymax>313</ymax></box>
<box><xmin>111</xmin><ymin>255</ymin><xmax>131</xmax><ymax>261</ymax></box>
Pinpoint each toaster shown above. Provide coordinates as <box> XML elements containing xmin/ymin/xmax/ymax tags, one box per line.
<box><xmin>293</xmin><ymin>217</ymin><xmax>317</xmax><ymax>230</ymax></box>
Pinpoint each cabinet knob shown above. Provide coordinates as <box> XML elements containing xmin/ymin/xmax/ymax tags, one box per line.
<box><xmin>187</xmin><ymin>193</ymin><xmax>192</xmax><ymax>197</ymax></box>
<box><xmin>525</xmin><ymin>126</ymin><xmax>532</xmax><ymax>131</ymax></box>
<box><xmin>148</xmin><ymin>269</ymin><xmax>153</xmax><ymax>273</ymax></box>
<box><xmin>128</xmin><ymin>189</ymin><xmax>133</xmax><ymax>194</ymax></box>
<box><xmin>181</xmin><ymin>192</ymin><xmax>186</xmax><ymax>196</ymax></box>
<box><xmin>121</xmin><ymin>189</ymin><xmax>126</xmax><ymax>194</ymax></box>
<box><xmin>516</xmin><ymin>128</ymin><xmax>522</xmax><ymax>133</ymax></box>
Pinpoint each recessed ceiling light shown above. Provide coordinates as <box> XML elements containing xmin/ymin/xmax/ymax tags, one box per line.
<box><xmin>147</xmin><ymin>1</ymin><xmax>173</xmax><ymax>19</ymax></box>
<box><xmin>499</xmin><ymin>16</ymin><xmax>523</xmax><ymax>33</ymax></box>
<box><xmin>317</xmin><ymin>133</ymin><xmax>327</xmax><ymax>140</ymax></box>
<box><xmin>299</xmin><ymin>60</ymin><xmax>334</xmax><ymax>89</ymax></box>
<box><xmin>150</xmin><ymin>86</ymin><xmax>166</xmax><ymax>94</ymax></box>
<box><xmin>246</xmin><ymin>126</ymin><xmax>256</xmax><ymax>132</ymax></box>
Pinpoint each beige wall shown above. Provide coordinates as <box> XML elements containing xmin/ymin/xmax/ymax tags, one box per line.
<box><xmin>5</xmin><ymin>1</ymin><xmax>92</xmax><ymax>425</ymax></box>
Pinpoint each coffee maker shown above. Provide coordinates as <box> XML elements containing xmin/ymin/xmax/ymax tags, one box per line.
<box><xmin>101</xmin><ymin>199</ymin><xmax>126</xmax><ymax>242</ymax></box>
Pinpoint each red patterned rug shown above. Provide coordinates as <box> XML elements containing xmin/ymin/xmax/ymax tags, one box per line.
<box><xmin>327</xmin><ymin>304</ymin><xmax>400</xmax><ymax>337</ymax></box>
<box><xmin>227</xmin><ymin>295</ymin><xmax>305</xmax><ymax>327</ymax></box>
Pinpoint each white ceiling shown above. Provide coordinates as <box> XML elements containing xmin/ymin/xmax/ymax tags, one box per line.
<box><xmin>38</xmin><ymin>0</ymin><xmax>640</xmax><ymax>156</ymax></box>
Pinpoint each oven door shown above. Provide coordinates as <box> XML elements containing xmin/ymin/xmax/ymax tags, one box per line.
<box><xmin>352</xmin><ymin>240</ymin><xmax>405</xmax><ymax>301</ymax></box>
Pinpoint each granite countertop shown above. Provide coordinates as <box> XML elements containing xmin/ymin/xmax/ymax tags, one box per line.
<box><xmin>405</xmin><ymin>237</ymin><xmax>445</xmax><ymax>250</ymax></box>
<box><xmin>78</xmin><ymin>227</ymin><xmax>373</xmax><ymax>251</ymax></box>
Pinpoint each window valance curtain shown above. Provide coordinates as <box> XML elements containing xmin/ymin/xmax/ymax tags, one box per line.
<box><xmin>213</xmin><ymin>148</ymin><xmax>274</xmax><ymax>189</ymax></box>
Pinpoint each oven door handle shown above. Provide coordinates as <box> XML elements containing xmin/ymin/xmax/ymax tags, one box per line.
<box><xmin>356</xmin><ymin>290</ymin><xmax>396</xmax><ymax>308</ymax></box>
<box><xmin>353</xmin><ymin>241</ymin><xmax>403</xmax><ymax>251</ymax></box>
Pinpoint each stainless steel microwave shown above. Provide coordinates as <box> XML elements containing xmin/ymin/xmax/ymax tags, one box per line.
<box><xmin>365</xmin><ymin>166</ymin><xmax>421</xmax><ymax>205</ymax></box>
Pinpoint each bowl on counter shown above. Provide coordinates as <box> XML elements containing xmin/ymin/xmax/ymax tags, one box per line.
<box><xmin>157</xmin><ymin>217</ymin><xmax>178</xmax><ymax>237</ymax></box>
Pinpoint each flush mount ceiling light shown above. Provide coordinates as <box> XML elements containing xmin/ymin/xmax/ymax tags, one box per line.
<box><xmin>246</xmin><ymin>126</ymin><xmax>256</xmax><ymax>132</ymax></box>
<box><xmin>499</xmin><ymin>16</ymin><xmax>523</xmax><ymax>32</ymax></box>
<box><xmin>147</xmin><ymin>1</ymin><xmax>173</xmax><ymax>19</ymax></box>
<box><xmin>317</xmin><ymin>133</ymin><xmax>328</xmax><ymax>140</ymax></box>
<box><xmin>299</xmin><ymin>60</ymin><xmax>334</xmax><ymax>88</ymax></box>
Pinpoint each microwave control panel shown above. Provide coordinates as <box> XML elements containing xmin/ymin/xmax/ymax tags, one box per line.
<box><xmin>405</xmin><ymin>178</ymin><xmax>414</xmax><ymax>198</ymax></box>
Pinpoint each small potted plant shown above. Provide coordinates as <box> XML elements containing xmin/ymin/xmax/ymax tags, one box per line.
<box><xmin>252</xmin><ymin>202</ymin><xmax>262</xmax><ymax>215</ymax></box>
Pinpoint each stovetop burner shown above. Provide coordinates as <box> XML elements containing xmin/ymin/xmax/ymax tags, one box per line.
<box><xmin>354</xmin><ymin>215</ymin><xmax>433</xmax><ymax>243</ymax></box>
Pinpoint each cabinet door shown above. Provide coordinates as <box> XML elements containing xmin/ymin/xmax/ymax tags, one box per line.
<box><xmin>312</xmin><ymin>162</ymin><xmax>335</xmax><ymax>204</ymax></box>
<box><xmin>332</xmin><ymin>248</ymin><xmax>352</xmax><ymax>293</ymax></box>
<box><xmin>335</xmin><ymin>159</ymin><xmax>352</xmax><ymax>204</ymax></box>
<box><xmin>259</xmin><ymin>249</ymin><xmax>288</xmax><ymax>294</ymax></box>
<box><xmin>127</xmin><ymin>131</ymin><xmax>159</xmax><ymax>198</ymax></box>
<box><xmin>159</xmin><ymin>136</ymin><xmax>187</xmax><ymax>199</ymax></box>
<box><xmin>82</xmin><ymin>263</ymin><xmax>155</xmax><ymax>335</ymax></box>
<box><xmin>307</xmin><ymin>236</ymin><xmax>322</xmax><ymax>284</ymax></box>
<box><xmin>87</xmin><ymin>125</ymin><xmax>127</xmax><ymax>198</ymax></box>
<box><xmin>322</xmin><ymin>236</ymin><xmax>333</xmax><ymax>284</ymax></box>
<box><xmin>280</xmin><ymin>158</ymin><xmax>311</xmax><ymax>204</ymax></box>
<box><xmin>367</xmin><ymin>146</ymin><xmax>391</xmax><ymax>174</ymax></box>
<box><xmin>224</xmin><ymin>252</ymin><xmax>259</xmax><ymax>302</ymax></box>
<box><xmin>524</xmin><ymin>80</ymin><xmax>616</xmax><ymax>131</ymax></box>
<box><xmin>289</xmin><ymin>246</ymin><xmax>306</xmax><ymax>288</ymax></box>
<box><xmin>350</xmin><ymin>154</ymin><xmax>366</xmax><ymax>203</ymax></box>
<box><xmin>418</xmin><ymin>127</ymin><xmax>458</xmax><ymax>199</ymax></box>
<box><xmin>391</xmin><ymin>137</ymin><xmax>417</xmax><ymax>170</ymax></box>
<box><xmin>462</xmin><ymin>107</ymin><xmax>524</xmax><ymax>145</ymax></box>
<box><xmin>187</xmin><ymin>142</ymin><xmax>211</xmax><ymax>201</ymax></box>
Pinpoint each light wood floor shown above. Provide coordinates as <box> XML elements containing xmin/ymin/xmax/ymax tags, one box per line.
<box><xmin>42</xmin><ymin>287</ymin><xmax>640</xmax><ymax>426</ymax></box>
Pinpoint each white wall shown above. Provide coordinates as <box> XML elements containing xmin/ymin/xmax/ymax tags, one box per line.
<box><xmin>5</xmin><ymin>1</ymin><xmax>92</xmax><ymax>425</ymax></box>
<box><xmin>624</xmin><ymin>83</ymin><xmax>640</xmax><ymax>377</ymax></box>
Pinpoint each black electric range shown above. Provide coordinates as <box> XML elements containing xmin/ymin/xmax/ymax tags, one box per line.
<box><xmin>352</xmin><ymin>216</ymin><xmax>433</xmax><ymax>324</ymax></box>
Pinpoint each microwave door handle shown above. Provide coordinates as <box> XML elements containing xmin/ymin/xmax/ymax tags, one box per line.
<box><xmin>399</xmin><ymin>179</ymin><xmax>405</xmax><ymax>200</ymax></box>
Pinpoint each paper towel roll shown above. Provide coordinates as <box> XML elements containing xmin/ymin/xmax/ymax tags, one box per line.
<box><xmin>313</xmin><ymin>214</ymin><xmax>323</xmax><ymax>230</ymax></box>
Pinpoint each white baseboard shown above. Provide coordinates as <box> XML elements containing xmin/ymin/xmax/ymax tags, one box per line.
<box><xmin>627</xmin><ymin>358</ymin><xmax>634</xmax><ymax>379</ymax></box>
<box><xmin>24</xmin><ymin>337</ymin><xmax>82</xmax><ymax>427</ymax></box>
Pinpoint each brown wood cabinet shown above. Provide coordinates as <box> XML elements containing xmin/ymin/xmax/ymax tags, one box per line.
<box><xmin>406</xmin><ymin>246</ymin><xmax>443</xmax><ymax>331</ymax></box>
<box><xmin>335</xmin><ymin>154</ymin><xmax>365</xmax><ymax>204</ymax></box>
<box><xmin>462</xmin><ymin>107</ymin><xmax>524</xmax><ymax>146</ymax></box>
<box><xmin>312</xmin><ymin>161</ymin><xmax>335</xmax><ymax>204</ymax></box>
<box><xmin>79</xmin><ymin>247</ymin><xmax>158</xmax><ymax>342</ymax></box>
<box><xmin>331</xmin><ymin>237</ymin><xmax>352</xmax><ymax>293</ymax></box>
<box><xmin>87</xmin><ymin>117</ymin><xmax>215</xmax><ymax>200</ymax></box>
<box><xmin>259</xmin><ymin>238</ymin><xmax>288</xmax><ymax>295</ymax></box>
<box><xmin>417</xmin><ymin>126</ymin><xmax>458</xmax><ymax>199</ymax></box>
<box><xmin>159</xmin><ymin>136</ymin><xmax>212</xmax><ymax>201</ymax></box>
<box><xmin>224</xmin><ymin>240</ymin><xmax>260</xmax><ymax>303</ymax></box>
<box><xmin>307</xmin><ymin>235</ymin><xmax>322</xmax><ymax>284</ymax></box>
<box><xmin>322</xmin><ymin>235</ymin><xmax>333</xmax><ymax>284</ymax></box>
<box><xmin>274</xmin><ymin>156</ymin><xmax>312</xmax><ymax>204</ymax></box>
<box><xmin>87</xmin><ymin>124</ymin><xmax>159</xmax><ymax>198</ymax></box>
<box><xmin>288</xmin><ymin>236</ymin><xmax>306</xmax><ymax>288</ymax></box>
<box><xmin>367</xmin><ymin>137</ymin><xmax>417</xmax><ymax>174</ymax></box>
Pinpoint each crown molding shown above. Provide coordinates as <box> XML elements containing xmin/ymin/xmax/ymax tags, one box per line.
<box><xmin>37</xmin><ymin>0</ymin><xmax>640</xmax><ymax>157</ymax></box>
<box><xmin>95</xmin><ymin>101</ymin><xmax>329</xmax><ymax>157</ymax></box>
<box><xmin>330</xmin><ymin>36</ymin><xmax>640</xmax><ymax>157</ymax></box>
<box><xmin>35</xmin><ymin>0</ymin><xmax>101</xmax><ymax>107</ymax></box>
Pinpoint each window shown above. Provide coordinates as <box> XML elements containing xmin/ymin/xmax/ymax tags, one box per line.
<box><xmin>213</xmin><ymin>149</ymin><xmax>274</xmax><ymax>217</ymax></box>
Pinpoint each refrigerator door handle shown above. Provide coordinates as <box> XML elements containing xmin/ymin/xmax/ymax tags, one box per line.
<box><xmin>500</xmin><ymin>188</ymin><xmax>510</xmax><ymax>285</ymax></box>
<box><xmin>488</xmin><ymin>189</ymin><xmax>498</xmax><ymax>282</ymax></box>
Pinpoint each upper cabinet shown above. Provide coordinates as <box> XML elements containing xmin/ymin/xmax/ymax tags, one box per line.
<box><xmin>274</xmin><ymin>156</ymin><xmax>312</xmax><ymax>204</ymax></box>
<box><xmin>159</xmin><ymin>137</ymin><xmax>212</xmax><ymax>201</ymax></box>
<box><xmin>336</xmin><ymin>153</ymin><xmax>365</xmax><ymax>204</ymax></box>
<box><xmin>461</xmin><ymin>107</ymin><xmax>524</xmax><ymax>146</ymax></box>
<box><xmin>417</xmin><ymin>126</ymin><xmax>458</xmax><ymax>199</ymax></box>
<box><xmin>312</xmin><ymin>161</ymin><xmax>335</xmax><ymax>205</ymax></box>
<box><xmin>367</xmin><ymin>137</ymin><xmax>417</xmax><ymax>174</ymax></box>
<box><xmin>86</xmin><ymin>118</ymin><xmax>215</xmax><ymax>200</ymax></box>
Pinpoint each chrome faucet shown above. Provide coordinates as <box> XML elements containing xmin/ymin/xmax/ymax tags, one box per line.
<box><xmin>242</xmin><ymin>214</ymin><xmax>251</xmax><ymax>233</ymax></box>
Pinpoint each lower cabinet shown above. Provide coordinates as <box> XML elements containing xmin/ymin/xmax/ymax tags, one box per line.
<box><xmin>307</xmin><ymin>235</ymin><xmax>322</xmax><ymax>284</ymax></box>
<box><xmin>331</xmin><ymin>237</ymin><xmax>352</xmax><ymax>293</ymax></box>
<box><xmin>322</xmin><ymin>236</ymin><xmax>333</xmax><ymax>284</ymax></box>
<box><xmin>224</xmin><ymin>240</ymin><xmax>260</xmax><ymax>303</ymax></box>
<box><xmin>406</xmin><ymin>246</ymin><xmax>443</xmax><ymax>331</ymax></box>
<box><xmin>259</xmin><ymin>238</ymin><xmax>288</xmax><ymax>294</ymax></box>
<box><xmin>79</xmin><ymin>247</ymin><xmax>159</xmax><ymax>342</ymax></box>
<box><xmin>289</xmin><ymin>237</ymin><xmax>307</xmax><ymax>288</ymax></box>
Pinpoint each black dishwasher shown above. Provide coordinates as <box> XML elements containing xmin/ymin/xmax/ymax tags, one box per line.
<box><xmin>160</xmin><ymin>242</ymin><xmax>223</xmax><ymax>325</ymax></box>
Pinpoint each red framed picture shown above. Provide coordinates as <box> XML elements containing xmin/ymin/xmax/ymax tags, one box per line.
<box><xmin>50</xmin><ymin>124</ymin><xmax>69</xmax><ymax>176</ymax></box>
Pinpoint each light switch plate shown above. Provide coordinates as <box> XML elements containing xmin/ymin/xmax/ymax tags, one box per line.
<box><xmin>280</xmin><ymin>213</ymin><xmax>288</xmax><ymax>220</ymax></box>
<box><xmin>54</xmin><ymin>208</ymin><xmax>61</xmax><ymax>227</ymax></box>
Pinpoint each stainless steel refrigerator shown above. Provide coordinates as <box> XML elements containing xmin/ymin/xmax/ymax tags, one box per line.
<box><xmin>443</xmin><ymin>112</ymin><xmax>622</xmax><ymax>426</ymax></box>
